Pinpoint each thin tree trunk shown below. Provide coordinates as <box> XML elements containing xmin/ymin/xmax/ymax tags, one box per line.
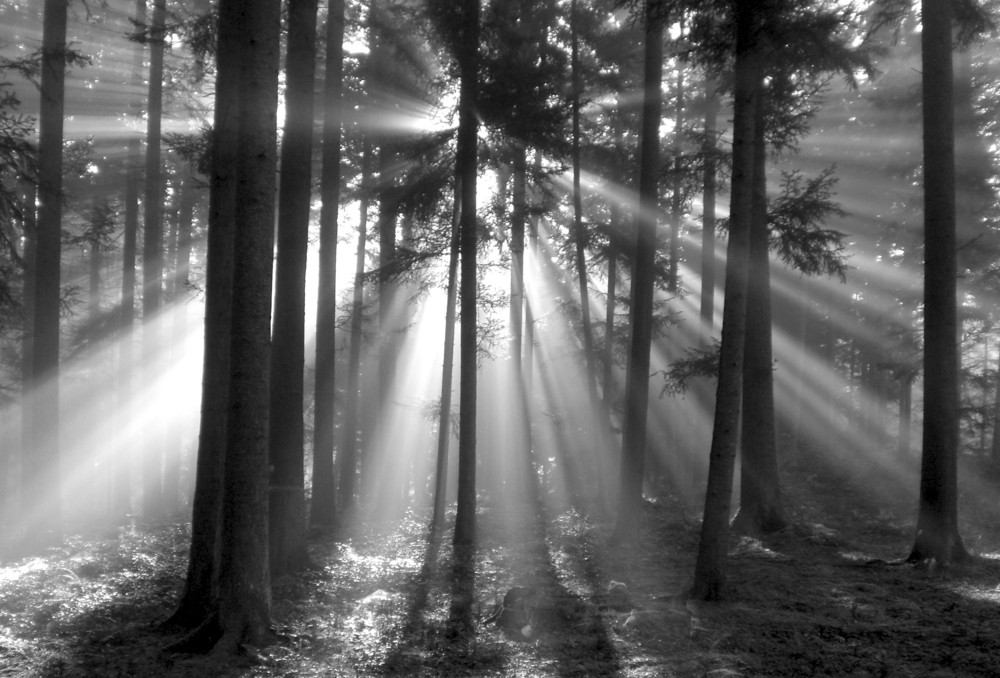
<box><xmin>24</xmin><ymin>0</ymin><xmax>69</xmax><ymax>547</ymax></box>
<box><xmin>732</xmin><ymin>94</ymin><xmax>786</xmax><ymax>536</ymax></box>
<box><xmin>114</xmin><ymin>0</ymin><xmax>145</xmax><ymax>516</ymax></box>
<box><xmin>603</xmin><ymin>207</ymin><xmax>618</xmax><ymax>411</ymax></box>
<box><xmin>431</xmin><ymin>178</ymin><xmax>462</xmax><ymax>536</ymax></box>
<box><xmin>376</xmin><ymin>138</ymin><xmax>399</xmax><ymax>510</ymax></box>
<box><xmin>451</xmin><ymin>0</ymin><xmax>480</xmax><ymax>633</ymax></box>
<box><xmin>141</xmin><ymin>0</ymin><xmax>166</xmax><ymax>519</ymax></box>
<box><xmin>691</xmin><ymin>0</ymin><xmax>759</xmax><ymax>600</ymax></box>
<box><xmin>339</xmin><ymin>140</ymin><xmax>373</xmax><ymax>518</ymax></box>
<box><xmin>311</xmin><ymin>0</ymin><xmax>345</xmax><ymax>529</ymax></box>
<box><xmin>269</xmin><ymin>0</ymin><xmax>318</xmax><ymax>577</ymax></box>
<box><xmin>611</xmin><ymin>0</ymin><xmax>662</xmax><ymax>545</ymax></box>
<box><xmin>700</xmin><ymin>78</ymin><xmax>717</xmax><ymax>337</ymax></box>
<box><xmin>668</xmin><ymin>21</ymin><xmax>684</xmax><ymax>294</ymax></box>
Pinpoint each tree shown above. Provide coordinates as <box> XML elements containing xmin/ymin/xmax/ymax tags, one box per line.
<box><xmin>339</xmin><ymin>140</ymin><xmax>373</xmax><ymax>518</ymax></box>
<box><xmin>731</xmin><ymin>89</ymin><xmax>786</xmax><ymax>535</ymax></box>
<box><xmin>167</xmin><ymin>0</ymin><xmax>238</xmax><ymax>632</ymax></box>
<box><xmin>23</xmin><ymin>0</ymin><xmax>69</xmax><ymax>548</ymax></box>
<box><xmin>908</xmin><ymin>0</ymin><xmax>967</xmax><ymax>567</ymax></box>
<box><xmin>431</xmin><ymin>177</ymin><xmax>461</xmax><ymax>537</ymax></box>
<box><xmin>142</xmin><ymin>0</ymin><xmax>167</xmax><ymax>519</ymax></box>
<box><xmin>215</xmin><ymin>0</ymin><xmax>281</xmax><ymax>649</ymax></box>
<box><xmin>269</xmin><ymin>0</ymin><xmax>319</xmax><ymax>576</ymax></box>
<box><xmin>610</xmin><ymin>0</ymin><xmax>663</xmax><ymax>545</ymax></box>
<box><xmin>451</xmin><ymin>0</ymin><xmax>480</xmax><ymax>629</ymax></box>
<box><xmin>570</xmin><ymin>0</ymin><xmax>600</xmax><ymax>433</ymax></box>
<box><xmin>114</xmin><ymin>0</ymin><xmax>146</xmax><ymax>521</ymax></box>
<box><xmin>311</xmin><ymin>0</ymin><xmax>346</xmax><ymax>529</ymax></box>
<box><xmin>691</xmin><ymin>0</ymin><xmax>760</xmax><ymax>600</ymax></box>
<box><xmin>699</xmin><ymin>78</ymin><xmax>718</xmax><ymax>336</ymax></box>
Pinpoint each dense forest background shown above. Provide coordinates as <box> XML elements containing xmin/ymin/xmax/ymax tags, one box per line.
<box><xmin>3</xmin><ymin>0</ymin><xmax>1000</xmax><ymax>675</ymax></box>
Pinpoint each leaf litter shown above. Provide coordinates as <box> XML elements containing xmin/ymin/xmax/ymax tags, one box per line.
<box><xmin>1</xmin><ymin>452</ymin><xmax>1000</xmax><ymax>676</ymax></box>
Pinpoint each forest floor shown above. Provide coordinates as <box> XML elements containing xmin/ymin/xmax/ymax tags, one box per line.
<box><xmin>3</xmin><ymin>449</ymin><xmax>1000</xmax><ymax>677</ymax></box>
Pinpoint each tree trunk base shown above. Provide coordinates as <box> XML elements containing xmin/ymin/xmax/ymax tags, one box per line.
<box><xmin>163</xmin><ymin>611</ymin><xmax>222</xmax><ymax>655</ymax></box>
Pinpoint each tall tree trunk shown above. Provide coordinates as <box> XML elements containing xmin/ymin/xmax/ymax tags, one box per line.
<box><xmin>166</xmin><ymin>0</ymin><xmax>238</xmax><ymax>631</ymax></box>
<box><xmin>691</xmin><ymin>0</ymin><xmax>759</xmax><ymax>601</ymax></box>
<box><xmin>216</xmin><ymin>0</ymin><xmax>281</xmax><ymax>650</ymax></box>
<box><xmin>732</xmin><ymin>95</ymin><xmax>786</xmax><ymax>536</ymax></box>
<box><xmin>141</xmin><ymin>0</ymin><xmax>166</xmax><ymax>519</ymax></box>
<box><xmin>269</xmin><ymin>0</ymin><xmax>318</xmax><ymax>577</ymax></box>
<box><xmin>668</xmin><ymin>22</ymin><xmax>684</xmax><ymax>294</ymax></box>
<box><xmin>602</xmin><ymin>204</ymin><xmax>619</xmax><ymax>411</ymax></box>
<box><xmin>451</xmin><ymin>0</ymin><xmax>480</xmax><ymax>632</ymax></box>
<box><xmin>24</xmin><ymin>0</ymin><xmax>69</xmax><ymax>547</ymax></box>
<box><xmin>909</xmin><ymin>0</ymin><xmax>967</xmax><ymax>566</ymax></box>
<box><xmin>114</xmin><ymin>0</ymin><xmax>145</xmax><ymax>517</ymax></box>
<box><xmin>431</xmin><ymin>178</ymin><xmax>462</xmax><ymax>536</ymax></box>
<box><xmin>376</xmin><ymin>140</ymin><xmax>398</xmax><ymax>509</ymax></box>
<box><xmin>311</xmin><ymin>0</ymin><xmax>345</xmax><ymax>529</ymax></box>
<box><xmin>610</xmin><ymin>0</ymin><xmax>662</xmax><ymax>545</ymax></box>
<box><xmin>339</xmin><ymin>140</ymin><xmax>373</xmax><ymax>518</ymax></box>
<box><xmin>569</xmin><ymin>0</ymin><xmax>605</xmax><ymax>506</ymax></box>
<box><xmin>570</xmin><ymin>0</ymin><xmax>599</xmax><ymax>412</ymax></box>
<box><xmin>700</xmin><ymin>78</ymin><xmax>717</xmax><ymax>337</ymax></box>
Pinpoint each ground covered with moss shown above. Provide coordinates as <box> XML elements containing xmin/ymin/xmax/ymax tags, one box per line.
<box><xmin>2</xmin><ymin>453</ymin><xmax>1000</xmax><ymax>677</ymax></box>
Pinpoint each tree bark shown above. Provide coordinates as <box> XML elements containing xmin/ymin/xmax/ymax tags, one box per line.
<box><xmin>611</xmin><ymin>0</ymin><xmax>662</xmax><ymax>545</ymax></box>
<box><xmin>141</xmin><ymin>0</ymin><xmax>167</xmax><ymax>519</ymax></box>
<box><xmin>339</xmin><ymin>140</ymin><xmax>373</xmax><ymax>518</ymax></box>
<box><xmin>451</xmin><ymin>0</ymin><xmax>480</xmax><ymax>633</ymax></box>
<box><xmin>114</xmin><ymin>0</ymin><xmax>145</xmax><ymax>517</ymax></box>
<box><xmin>700</xmin><ymin>78</ymin><xmax>717</xmax><ymax>337</ymax></box>
<box><xmin>908</xmin><ymin>0</ymin><xmax>967</xmax><ymax>567</ymax></box>
<box><xmin>732</xmin><ymin>94</ymin><xmax>786</xmax><ymax>536</ymax></box>
<box><xmin>311</xmin><ymin>0</ymin><xmax>345</xmax><ymax>530</ymax></box>
<box><xmin>269</xmin><ymin>0</ymin><xmax>319</xmax><ymax>577</ymax></box>
<box><xmin>691</xmin><ymin>0</ymin><xmax>759</xmax><ymax>600</ymax></box>
<box><xmin>166</xmin><ymin>0</ymin><xmax>238</xmax><ymax>631</ymax></box>
<box><xmin>668</xmin><ymin>23</ymin><xmax>684</xmax><ymax>294</ymax></box>
<box><xmin>216</xmin><ymin>0</ymin><xmax>281</xmax><ymax>648</ymax></box>
<box><xmin>24</xmin><ymin>0</ymin><xmax>69</xmax><ymax>547</ymax></box>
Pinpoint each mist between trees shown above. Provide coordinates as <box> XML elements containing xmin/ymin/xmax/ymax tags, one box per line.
<box><xmin>0</xmin><ymin>0</ymin><xmax>998</xmax><ymax>665</ymax></box>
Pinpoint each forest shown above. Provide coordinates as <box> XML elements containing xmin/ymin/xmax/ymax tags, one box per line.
<box><xmin>2</xmin><ymin>0</ymin><xmax>1000</xmax><ymax>675</ymax></box>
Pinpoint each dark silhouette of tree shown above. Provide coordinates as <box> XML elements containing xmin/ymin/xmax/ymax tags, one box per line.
<box><xmin>269</xmin><ymin>0</ymin><xmax>319</xmax><ymax>577</ymax></box>
<box><xmin>311</xmin><ymin>0</ymin><xmax>346</xmax><ymax>530</ymax></box>
<box><xmin>431</xmin><ymin>177</ymin><xmax>460</xmax><ymax>537</ymax></box>
<box><xmin>908</xmin><ymin>0</ymin><xmax>968</xmax><ymax>568</ymax></box>
<box><xmin>691</xmin><ymin>0</ymin><xmax>759</xmax><ymax>600</ymax></box>
<box><xmin>699</xmin><ymin>78</ymin><xmax>718</xmax><ymax>336</ymax></box>
<box><xmin>216</xmin><ymin>0</ymin><xmax>281</xmax><ymax>650</ymax></box>
<box><xmin>141</xmin><ymin>0</ymin><xmax>167</xmax><ymax>519</ymax></box>
<box><xmin>339</xmin><ymin>139</ymin><xmax>373</xmax><ymax>518</ymax></box>
<box><xmin>611</xmin><ymin>0</ymin><xmax>663</xmax><ymax>546</ymax></box>
<box><xmin>731</xmin><ymin>90</ymin><xmax>786</xmax><ymax>536</ymax></box>
<box><xmin>23</xmin><ymin>0</ymin><xmax>69</xmax><ymax>548</ymax></box>
<box><xmin>167</xmin><ymin>0</ymin><xmax>237</xmax><ymax>632</ymax></box>
<box><xmin>448</xmin><ymin>0</ymin><xmax>481</xmax><ymax>631</ymax></box>
<box><xmin>114</xmin><ymin>0</ymin><xmax>146</xmax><ymax>521</ymax></box>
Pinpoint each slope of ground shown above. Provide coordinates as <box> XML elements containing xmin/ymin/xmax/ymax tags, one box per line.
<box><xmin>2</xmin><ymin>452</ymin><xmax>999</xmax><ymax>677</ymax></box>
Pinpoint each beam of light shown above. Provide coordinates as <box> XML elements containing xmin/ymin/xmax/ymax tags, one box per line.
<box><xmin>353</xmin><ymin>283</ymin><xmax>447</xmax><ymax>522</ymax></box>
<box><xmin>2</xmin><ymin>291</ymin><xmax>205</xmax><ymax>534</ymax></box>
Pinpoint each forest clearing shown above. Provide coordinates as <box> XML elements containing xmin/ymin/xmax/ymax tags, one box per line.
<box><xmin>3</xmin><ymin>452</ymin><xmax>1000</xmax><ymax>677</ymax></box>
